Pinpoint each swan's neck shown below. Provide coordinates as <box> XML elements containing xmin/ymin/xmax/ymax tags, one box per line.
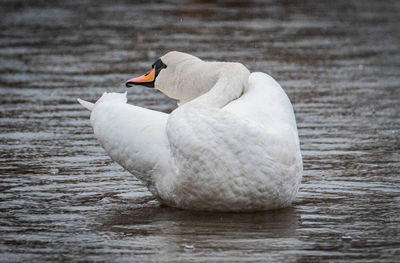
<box><xmin>191</xmin><ymin>63</ymin><xmax>250</xmax><ymax>108</ymax></box>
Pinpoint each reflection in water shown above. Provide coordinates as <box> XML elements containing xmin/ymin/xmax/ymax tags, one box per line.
<box><xmin>102</xmin><ymin>206</ymin><xmax>299</xmax><ymax>239</ymax></box>
<box><xmin>97</xmin><ymin>206</ymin><xmax>300</xmax><ymax>261</ymax></box>
<box><xmin>0</xmin><ymin>0</ymin><xmax>399</xmax><ymax>261</ymax></box>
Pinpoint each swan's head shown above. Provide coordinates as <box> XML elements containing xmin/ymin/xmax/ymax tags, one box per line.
<box><xmin>126</xmin><ymin>51</ymin><xmax>220</xmax><ymax>103</ymax></box>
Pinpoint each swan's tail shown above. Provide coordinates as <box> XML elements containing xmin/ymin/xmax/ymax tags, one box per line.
<box><xmin>77</xmin><ymin>98</ymin><xmax>94</xmax><ymax>111</ymax></box>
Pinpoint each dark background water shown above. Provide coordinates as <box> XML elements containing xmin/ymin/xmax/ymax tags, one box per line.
<box><xmin>1</xmin><ymin>0</ymin><xmax>399</xmax><ymax>262</ymax></box>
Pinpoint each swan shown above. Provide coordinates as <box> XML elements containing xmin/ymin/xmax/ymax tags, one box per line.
<box><xmin>77</xmin><ymin>51</ymin><xmax>302</xmax><ymax>212</ymax></box>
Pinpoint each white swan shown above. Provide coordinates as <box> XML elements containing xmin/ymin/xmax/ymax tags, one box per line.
<box><xmin>78</xmin><ymin>51</ymin><xmax>302</xmax><ymax>212</ymax></box>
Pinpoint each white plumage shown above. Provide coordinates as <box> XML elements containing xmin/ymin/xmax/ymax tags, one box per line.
<box><xmin>78</xmin><ymin>51</ymin><xmax>302</xmax><ymax>211</ymax></box>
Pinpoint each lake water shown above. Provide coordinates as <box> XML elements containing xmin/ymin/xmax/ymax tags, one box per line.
<box><xmin>1</xmin><ymin>0</ymin><xmax>399</xmax><ymax>262</ymax></box>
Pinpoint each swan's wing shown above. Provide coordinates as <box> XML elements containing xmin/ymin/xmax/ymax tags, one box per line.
<box><xmin>223</xmin><ymin>72</ymin><xmax>298</xmax><ymax>131</ymax></box>
<box><xmin>163</xmin><ymin>102</ymin><xmax>302</xmax><ymax>211</ymax></box>
<box><xmin>90</xmin><ymin>101</ymin><xmax>169</xmax><ymax>188</ymax></box>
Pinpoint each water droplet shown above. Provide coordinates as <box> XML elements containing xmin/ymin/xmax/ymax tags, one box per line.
<box><xmin>342</xmin><ymin>236</ymin><xmax>352</xmax><ymax>241</ymax></box>
<box><xmin>50</xmin><ymin>168</ymin><xmax>59</xmax><ymax>175</ymax></box>
<box><xmin>184</xmin><ymin>244</ymin><xmax>195</xmax><ymax>249</ymax></box>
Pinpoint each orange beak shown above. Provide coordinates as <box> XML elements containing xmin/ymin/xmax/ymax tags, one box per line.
<box><xmin>125</xmin><ymin>66</ymin><xmax>156</xmax><ymax>88</ymax></box>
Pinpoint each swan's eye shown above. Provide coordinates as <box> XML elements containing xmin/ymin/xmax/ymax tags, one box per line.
<box><xmin>152</xmin><ymin>58</ymin><xmax>167</xmax><ymax>78</ymax></box>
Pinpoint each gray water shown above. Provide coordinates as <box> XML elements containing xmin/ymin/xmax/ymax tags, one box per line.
<box><xmin>1</xmin><ymin>0</ymin><xmax>399</xmax><ymax>262</ymax></box>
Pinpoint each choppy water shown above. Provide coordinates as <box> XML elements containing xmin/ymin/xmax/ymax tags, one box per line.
<box><xmin>1</xmin><ymin>0</ymin><xmax>399</xmax><ymax>262</ymax></box>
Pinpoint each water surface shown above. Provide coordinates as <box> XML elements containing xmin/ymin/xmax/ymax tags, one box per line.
<box><xmin>1</xmin><ymin>0</ymin><xmax>399</xmax><ymax>262</ymax></box>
